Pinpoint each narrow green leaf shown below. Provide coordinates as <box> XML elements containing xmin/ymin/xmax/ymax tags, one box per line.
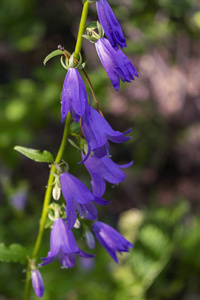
<box><xmin>0</xmin><ymin>243</ymin><xmax>28</xmax><ymax>265</ymax></box>
<box><xmin>43</xmin><ymin>49</ymin><xmax>64</xmax><ymax>65</ymax></box>
<box><xmin>68</xmin><ymin>139</ymin><xmax>80</xmax><ymax>150</ymax></box>
<box><xmin>14</xmin><ymin>146</ymin><xmax>54</xmax><ymax>163</ymax></box>
<box><xmin>82</xmin><ymin>35</ymin><xmax>97</xmax><ymax>43</ymax></box>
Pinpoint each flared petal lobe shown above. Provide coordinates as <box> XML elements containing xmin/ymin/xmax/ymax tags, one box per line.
<box><xmin>81</xmin><ymin>106</ymin><xmax>131</xmax><ymax>160</ymax></box>
<box><xmin>92</xmin><ymin>221</ymin><xmax>133</xmax><ymax>263</ymax></box>
<box><xmin>31</xmin><ymin>269</ymin><xmax>44</xmax><ymax>298</ymax></box>
<box><xmin>83</xmin><ymin>153</ymin><xmax>133</xmax><ymax>197</ymax></box>
<box><xmin>95</xmin><ymin>38</ymin><xmax>138</xmax><ymax>91</ymax></box>
<box><xmin>61</xmin><ymin>68</ymin><xmax>89</xmax><ymax>122</ymax></box>
<box><xmin>96</xmin><ymin>0</ymin><xmax>126</xmax><ymax>49</ymax></box>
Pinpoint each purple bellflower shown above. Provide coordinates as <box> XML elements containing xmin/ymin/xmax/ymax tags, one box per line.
<box><xmin>95</xmin><ymin>37</ymin><xmax>138</xmax><ymax>91</ymax></box>
<box><xmin>39</xmin><ymin>218</ymin><xmax>93</xmax><ymax>268</ymax></box>
<box><xmin>60</xmin><ymin>172</ymin><xmax>109</xmax><ymax>229</ymax></box>
<box><xmin>61</xmin><ymin>68</ymin><xmax>89</xmax><ymax>123</ymax></box>
<box><xmin>81</xmin><ymin>106</ymin><xmax>131</xmax><ymax>161</ymax></box>
<box><xmin>96</xmin><ymin>0</ymin><xmax>127</xmax><ymax>49</ymax></box>
<box><xmin>83</xmin><ymin>153</ymin><xmax>133</xmax><ymax>197</ymax></box>
<box><xmin>92</xmin><ymin>221</ymin><xmax>133</xmax><ymax>263</ymax></box>
<box><xmin>31</xmin><ymin>269</ymin><xmax>44</xmax><ymax>298</ymax></box>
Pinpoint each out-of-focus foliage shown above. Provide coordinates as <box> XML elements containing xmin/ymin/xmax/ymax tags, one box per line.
<box><xmin>0</xmin><ymin>0</ymin><xmax>200</xmax><ymax>299</ymax></box>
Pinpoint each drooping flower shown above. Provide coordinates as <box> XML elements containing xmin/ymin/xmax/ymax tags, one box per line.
<box><xmin>31</xmin><ymin>269</ymin><xmax>44</xmax><ymax>298</ymax></box>
<box><xmin>39</xmin><ymin>218</ymin><xmax>92</xmax><ymax>267</ymax></box>
<box><xmin>96</xmin><ymin>0</ymin><xmax>126</xmax><ymax>49</ymax></box>
<box><xmin>61</xmin><ymin>68</ymin><xmax>89</xmax><ymax>123</ymax></box>
<box><xmin>95</xmin><ymin>37</ymin><xmax>138</xmax><ymax>91</ymax></box>
<box><xmin>60</xmin><ymin>172</ymin><xmax>109</xmax><ymax>229</ymax></box>
<box><xmin>81</xmin><ymin>106</ymin><xmax>131</xmax><ymax>161</ymax></box>
<box><xmin>92</xmin><ymin>221</ymin><xmax>133</xmax><ymax>263</ymax></box>
<box><xmin>83</xmin><ymin>153</ymin><xmax>133</xmax><ymax>197</ymax></box>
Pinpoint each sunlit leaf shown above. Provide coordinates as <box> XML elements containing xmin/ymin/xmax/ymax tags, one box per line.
<box><xmin>14</xmin><ymin>146</ymin><xmax>54</xmax><ymax>163</ymax></box>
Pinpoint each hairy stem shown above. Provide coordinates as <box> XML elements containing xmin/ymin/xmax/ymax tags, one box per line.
<box><xmin>23</xmin><ymin>2</ymin><xmax>90</xmax><ymax>299</ymax></box>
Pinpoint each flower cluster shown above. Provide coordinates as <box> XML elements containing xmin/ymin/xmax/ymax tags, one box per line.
<box><xmin>35</xmin><ymin>1</ymin><xmax>136</xmax><ymax>297</ymax></box>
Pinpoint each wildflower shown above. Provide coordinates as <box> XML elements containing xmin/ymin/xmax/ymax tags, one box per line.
<box><xmin>39</xmin><ymin>218</ymin><xmax>92</xmax><ymax>267</ymax></box>
<box><xmin>83</xmin><ymin>153</ymin><xmax>133</xmax><ymax>197</ymax></box>
<box><xmin>31</xmin><ymin>269</ymin><xmax>44</xmax><ymax>298</ymax></box>
<box><xmin>60</xmin><ymin>172</ymin><xmax>109</xmax><ymax>229</ymax></box>
<box><xmin>95</xmin><ymin>37</ymin><xmax>138</xmax><ymax>91</ymax></box>
<box><xmin>96</xmin><ymin>0</ymin><xmax>126</xmax><ymax>49</ymax></box>
<box><xmin>81</xmin><ymin>106</ymin><xmax>131</xmax><ymax>161</ymax></box>
<box><xmin>61</xmin><ymin>68</ymin><xmax>89</xmax><ymax>123</ymax></box>
<box><xmin>92</xmin><ymin>221</ymin><xmax>133</xmax><ymax>263</ymax></box>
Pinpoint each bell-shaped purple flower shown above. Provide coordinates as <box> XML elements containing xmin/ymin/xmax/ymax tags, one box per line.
<box><xmin>81</xmin><ymin>106</ymin><xmax>131</xmax><ymax>161</ymax></box>
<box><xmin>95</xmin><ymin>37</ymin><xmax>138</xmax><ymax>91</ymax></box>
<box><xmin>61</xmin><ymin>68</ymin><xmax>89</xmax><ymax>123</ymax></box>
<box><xmin>96</xmin><ymin>0</ymin><xmax>126</xmax><ymax>49</ymax></box>
<box><xmin>92</xmin><ymin>221</ymin><xmax>133</xmax><ymax>263</ymax></box>
<box><xmin>39</xmin><ymin>218</ymin><xmax>86</xmax><ymax>267</ymax></box>
<box><xmin>83</xmin><ymin>153</ymin><xmax>133</xmax><ymax>197</ymax></box>
<box><xmin>31</xmin><ymin>269</ymin><xmax>44</xmax><ymax>298</ymax></box>
<box><xmin>60</xmin><ymin>172</ymin><xmax>109</xmax><ymax>229</ymax></box>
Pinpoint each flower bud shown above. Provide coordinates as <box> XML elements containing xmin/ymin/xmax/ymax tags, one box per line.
<box><xmin>52</xmin><ymin>182</ymin><xmax>61</xmax><ymax>201</ymax></box>
<box><xmin>74</xmin><ymin>219</ymin><xmax>81</xmax><ymax>229</ymax></box>
<box><xmin>31</xmin><ymin>269</ymin><xmax>44</xmax><ymax>298</ymax></box>
<box><xmin>85</xmin><ymin>230</ymin><xmax>95</xmax><ymax>249</ymax></box>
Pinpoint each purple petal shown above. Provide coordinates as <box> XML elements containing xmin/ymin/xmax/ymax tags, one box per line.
<box><xmin>95</xmin><ymin>38</ymin><xmax>138</xmax><ymax>90</ymax></box>
<box><xmin>61</xmin><ymin>68</ymin><xmax>88</xmax><ymax>122</ymax></box>
<box><xmin>96</xmin><ymin>0</ymin><xmax>127</xmax><ymax>49</ymax></box>
<box><xmin>60</xmin><ymin>172</ymin><xmax>94</xmax><ymax>205</ymax></box>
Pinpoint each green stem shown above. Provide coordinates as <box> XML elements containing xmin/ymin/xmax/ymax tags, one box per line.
<box><xmin>74</xmin><ymin>1</ymin><xmax>90</xmax><ymax>60</ymax></box>
<box><xmin>23</xmin><ymin>113</ymin><xmax>71</xmax><ymax>300</ymax></box>
<box><xmin>23</xmin><ymin>1</ymin><xmax>90</xmax><ymax>299</ymax></box>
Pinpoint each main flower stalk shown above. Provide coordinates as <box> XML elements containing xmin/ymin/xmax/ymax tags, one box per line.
<box><xmin>23</xmin><ymin>2</ymin><xmax>90</xmax><ymax>298</ymax></box>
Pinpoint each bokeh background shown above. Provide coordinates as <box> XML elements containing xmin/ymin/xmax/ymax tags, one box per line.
<box><xmin>1</xmin><ymin>0</ymin><xmax>200</xmax><ymax>299</ymax></box>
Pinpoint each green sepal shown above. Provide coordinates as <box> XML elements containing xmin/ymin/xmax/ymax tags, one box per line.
<box><xmin>43</xmin><ymin>49</ymin><xmax>64</xmax><ymax>65</ymax></box>
<box><xmin>69</xmin><ymin>122</ymin><xmax>80</xmax><ymax>134</ymax></box>
<box><xmin>97</xmin><ymin>21</ymin><xmax>104</xmax><ymax>38</ymax></box>
<box><xmin>82</xmin><ymin>35</ymin><xmax>98</xmax><ymax>43</ymax></box>
<box><xmin>0</xmin><ymin>243</ymin><xmax>28</xmax><ymax>265</ymax></box>
<box><xmin>60</xmin><ymin>56</ymin><xmax>68</xmax><ymax>70</ymax></box>
<box><xmin>86</xmin><ymin>21</ymin><xmax>97</xmax><ymax>30</ymax></box>
<box><xmin>68</xmin><ymin>139</ymin><xmax>81</xmax><ymax>151</ymax></box>
<box><xmin>78</xmin><ymin>61</ymin><xmax>87</xmax><ymax>70</ymax></box>
<box><xmin>14</xmin><ymin>146</ymin><xmax>54</xmax><ymax>163</ymax></box>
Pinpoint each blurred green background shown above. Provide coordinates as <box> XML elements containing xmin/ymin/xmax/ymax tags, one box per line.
<box><xmin>1</xmin><ymin>0</ymin><xmax>200</xmax><ymax>299</ymax></box>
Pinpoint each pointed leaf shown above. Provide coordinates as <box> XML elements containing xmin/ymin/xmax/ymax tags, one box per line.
<box><xmin>43</xmin><ymin>50</ymin><xmax>64</xmax><ymax>65</ymax></box>
<box><xmin>82</xmin><ymin>35</ymin><xmax>97</xmax><ymax>43</ymax></box>
<box><xmin>14</xmin><ymin>146</ymin><xmax>54</xmax><ymax>163</ymax></box>
<box><xmin>0</xmin><ymin>243</ymin><xmax>28</xmax><ymax>264</ymax></box>
<box><xmin>68</xmin><ymin>139</ymin><xmax>81</xmax><ymax>150</ymax></box>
